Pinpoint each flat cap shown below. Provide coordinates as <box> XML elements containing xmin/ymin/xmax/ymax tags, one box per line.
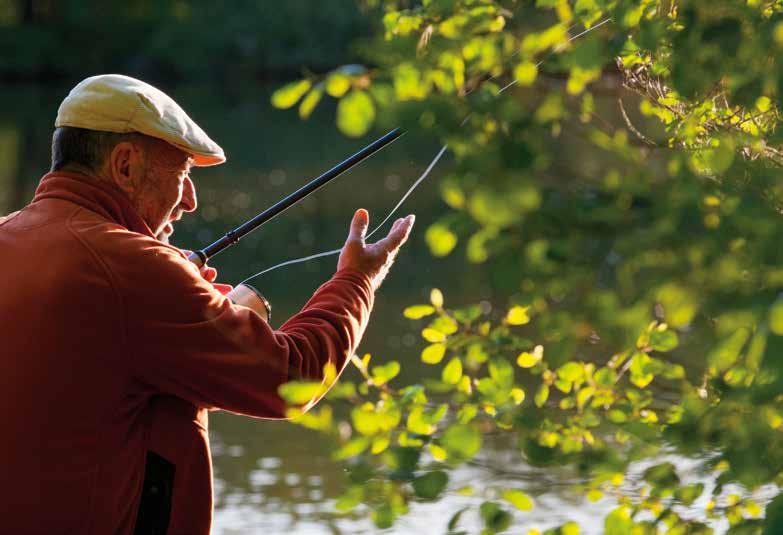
<box><xmin>56</xmin><ymin>74</ymin><xmax>225</xmax><ymax>167</ymax></box>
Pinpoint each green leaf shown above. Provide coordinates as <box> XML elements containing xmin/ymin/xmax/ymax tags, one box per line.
<box><xmin>425</xmin><ymin>223</ymin><xmax>458</xmax><ymax>257</ymax></box>
<box><xmin>421</xmin><ymin>343</ymin><xmax>447</xmax><ymax>364</ymax></box>
<box><xmin>534</xmin><ymin>384</ymin><xmax>549</xmax><ymax>407</ymax></box>
<box><xmin>675</xmin><ymin>483</ymin><xmax>704</xmax><ymax>505</ymax></box>
<box><xmin>336</xmin><ymin>90</ymin><xmax>375</xmax><ymax>137</ymax></box>
<box><xmin>650</xmin><ymin>328</ymin><xmax>679</xmax><ymax>352</ymax></box>
<box><xmin>687</xmin><ymin>137</ymin><xmax>735</xmax><ymax>176</ymax></box>
<box><xmin>770</xmin><ymin>301</ymin><xmax>783</xmax><ymax>335</ymax></box>
<box><xmin>352</xmin><ymin>405</ymin><xmax>380</xmax><ymax>435</ymax></box>
<box><xmin>502</xmin><ymin>489</ymin><xmax>534</xmax><ymax>511</ymax></box>
<box><xmin>605</xmin><ymin>506</ymin><xmax>632</xmax><ymax>534</ymax></box>
<box><xmin>334</xmin><ymin>437</ymin><xmax>370</xmax><ymax>459</ymax></box>
<box><xmin>278</xmin><ymin>380</ymin><xmax>324</xmax><ymax>405</ymax></box>
<box><xmin>479</xmin><ymin>501</ymin><xmax>512</xmax><ymax>533</ymax></box>
<box><xmin>372</xmin><ymin>361</ymin><xmax>401</xmax><ymax>385</ymax></box>
<box><xmin>442</xmin><ymin>357</ymin><xmax>463</xmax><ymax>384</ymax></box>
<box><xmin>448</xmin><ymin>507</ymin><xmax>469</xmax><ymax>531</ymax></box>
<box><xmin>271</xmin><ymin>79</ymin><xmax>312</xmax><ymax>109</ymax></box>
<box><xmin>557</xmin><ymin>362</ymin><xmax>584</xmax><ymax>383</ymax></box>
<box><xmin>708</xmin><ymin>328</ymin><xmax>751</xmax><ymax>373</ymax></box>
<box><xmin>326</xmin><ymin>73</ymin><xmax>351</xmax><ymax>97</ymax></box>
<box><xmin>643</xmin><ymin>462</ymin><xmax>680</xmax><ymax>489</ymax></box>
<box><xmin>404</xmin><ymin>305</ymin><xmax>436</xmax><ymax>319</ymax></box>
<box><xmin>412</xmin><ymin>470</ymin><xmax>449</xmax><ymax>500</ymax></box>
<box><xmin>298</xmin><ymin>85</ymin><xmax>323</xmax><ymax>119</ymax></box>
<box><xmin>442</xmin><ymin>424</ymin><xmax>482</xmax><ymax>461</ymax></box>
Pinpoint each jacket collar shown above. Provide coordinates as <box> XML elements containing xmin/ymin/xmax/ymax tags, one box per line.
<box><xmin>33</xmin><ymin>171</ymin><xmax>154</xmax><ymax>237</ymax></box>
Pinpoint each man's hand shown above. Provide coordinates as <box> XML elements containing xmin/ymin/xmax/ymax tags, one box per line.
<box><xmin>337</xmin><ymin>209</ymin><xmax>415</xmax><ymax>291</ymax></box>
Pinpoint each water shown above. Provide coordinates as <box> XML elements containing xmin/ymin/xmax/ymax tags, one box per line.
<box><xmin>0</xmin><ymin>83</ymin><xmax>750</xmax><ymax>534</ymax></box>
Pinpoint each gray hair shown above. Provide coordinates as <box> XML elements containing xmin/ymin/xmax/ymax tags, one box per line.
<box><xmin>50</xmin><ymin>127</ymin><xmax>145</xmax><ymax>173</ymax></box>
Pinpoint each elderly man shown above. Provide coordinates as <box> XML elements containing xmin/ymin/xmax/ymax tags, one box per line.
<box><xmin>0</xmin><ymin>74</ymin><xmax>414</xmax><ymax>535</ymax></box>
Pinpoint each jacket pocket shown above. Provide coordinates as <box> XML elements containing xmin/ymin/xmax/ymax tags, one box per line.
<box><xmin>134</xmin><ymin>450</ymin><xmax>176</xmax><ymax>535</ymax></box>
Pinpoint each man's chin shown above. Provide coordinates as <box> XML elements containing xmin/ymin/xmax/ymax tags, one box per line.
<box><xmin>156</xmin><ymin>223</ymin><xmax>174</xmax><ymax>244</ymax></box>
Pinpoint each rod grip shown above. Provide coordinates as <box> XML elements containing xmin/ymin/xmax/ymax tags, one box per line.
<box><xmin>188</xmin><ymin>250</ymin><xmax>207</xmax><ymax>268</ymax></box>
<box><xmin>226</xmin><ymin>283</ymin><xmax>271</xmax><ymax>322</ymax></box>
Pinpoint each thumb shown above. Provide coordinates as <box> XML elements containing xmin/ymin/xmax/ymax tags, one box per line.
<box><xmin>348</xmin><ymin>208</ymin><xmax>369</xmax><ymax>242</ymax></box>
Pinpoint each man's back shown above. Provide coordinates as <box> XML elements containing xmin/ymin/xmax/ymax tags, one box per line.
<box><xmin>0</xmin><ymin>175</ymin><xmax>155</xmax><ymax>533</ymax></box>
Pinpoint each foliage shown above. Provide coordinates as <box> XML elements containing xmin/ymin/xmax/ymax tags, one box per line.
<box><xmin>272</xmin><ymin>0</ymin><xmax>783</xmax><ymax>532</ymax></box>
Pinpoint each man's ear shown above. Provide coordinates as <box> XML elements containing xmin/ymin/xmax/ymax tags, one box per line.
<box><xmin>108</xmin><ymin>141</ymin><xmax>145</xmax><ymax>195</ymax></box>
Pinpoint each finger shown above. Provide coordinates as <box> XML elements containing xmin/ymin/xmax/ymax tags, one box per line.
<box><xmin>373</xmin><ymin>214</ymin><xmax>415</xmax><ymax>254</ymax></box>
<box><xmin>347</xmin><ymin>208</ymin><xmax>369</xmax><ymax>243</ymax></box>
<box><xmin>200</xmin><ymin>265</ymin><xmax>218</xmax><ymax>282</ymax></box>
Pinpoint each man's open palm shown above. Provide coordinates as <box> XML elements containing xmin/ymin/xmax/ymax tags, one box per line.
<box><xmin>337</xmin><ymin>209</ymin><xmax>415</xmax><ymax>291</ymax></box>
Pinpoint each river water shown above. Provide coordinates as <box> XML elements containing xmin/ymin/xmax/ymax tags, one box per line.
<box><xmin>0</xmin><ymin>83</ymin><xmax>768</xmax><ymax>534</ymax></box>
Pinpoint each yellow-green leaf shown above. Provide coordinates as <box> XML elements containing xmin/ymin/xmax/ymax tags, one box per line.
<box><xmin>425</xmin><ymin>223</ymin><xmax>458</xmax><ymax>257</ymax></box>
<box><xmin>298</xmin><ymin>85</ymin><xmax>323</xmax><ymax>119</ymax></box>
<box><xmin>442</xmin><ymin>357</ymin><xmax>463</xmax><ymax>384</ymax></box>
<box><xmin>506</xmin><ymin>305</ymin><xmax>531</xmax><ymax>325</ymax></box>
<box><xmin>517</xmin><ymin>351</ymin><xmax>541</xmax><ymax>368</ymax></box>
<box><xmin>326</xmin><ymin>73</ymin><xmax>351</xmax><ymax>97</ymax></box>
<box><xmin>422</xmin><ymin>343</ymin><xmax>447</xmax><ymax>364</ymax></box>
<box><xmin>502</xmin><ymin>489</ymin><xmax>534</xmax><ymax>511</ymax></box>
<box><xmin>430</xmin><ymin>288</ymin><xmax>444</xmax><ymax>309</ymax></box>
<box><xmin>513</xmin><ymin>62</ymin><xmax>538</xmax><ymax>86</ymax></box>
<box><xmin>278</xmin><ymin>381</ymin><xmax>324</xmax><ymax>405</ymax></box>
<box><xmin>534</xmin><ymin>384</ymin><xmax>549</xmax><ymax>407</ymax></box>
<box><xmin>770</xmin><ymin>300</ymin><xmax>783</xmax><ymax>335</ymax></box>
<box><xmin>337</xmin><ymin>90</ymin><xmax>375</xmax><ymax>138</ymax></box>
<box><xmin>271</xmin><ymin>79</ymin><xmax>312</xmax><ymax>109</ymax></box>
<box><xmin>404</xmin><ymin>305</ymin><xmax>436</xmax><ymax>319</ymax></box>
<box><xmin>422</xmin><ymin>328</ymin><xmax>447</xmax><ymax>343</ymax></box>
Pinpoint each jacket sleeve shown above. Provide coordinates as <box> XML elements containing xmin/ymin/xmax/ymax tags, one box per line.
<box><xmin>112</xmin><ymin>237</ymin><xmax>374</xmax><ymax>418</ymax></box>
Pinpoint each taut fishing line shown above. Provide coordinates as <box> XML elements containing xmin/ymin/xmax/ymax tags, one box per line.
<box><xmin>239</xmin><ymin>17</ymin><xmax>611</xmax><ymax>285</ymax></box>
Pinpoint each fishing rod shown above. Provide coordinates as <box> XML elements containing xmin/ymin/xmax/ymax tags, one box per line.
<box><xmin>187</xmin><ymin>127</ymin><xmax>405</xmax><ymax>268</ymax></box>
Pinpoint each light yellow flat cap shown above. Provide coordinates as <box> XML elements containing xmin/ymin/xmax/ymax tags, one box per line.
<box><xmin>56</xmin><ymin>74</ymin><xmax>225</xmax><ymax>167</ymax></box>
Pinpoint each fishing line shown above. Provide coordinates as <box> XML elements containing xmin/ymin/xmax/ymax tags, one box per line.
<box><xmin>239</xmin><ymin>17</ymin><xmax>612</xmax><ymax>284</ymax></box>
<box><xmin>239</xmin><ymin>145</ymin><xmax>449</xmax><ymax>283</ymax></box>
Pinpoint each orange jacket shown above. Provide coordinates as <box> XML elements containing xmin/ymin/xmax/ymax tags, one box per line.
<box><xmin>0</xmin><ymin>171</ymin><xmax>374</xmax><ymax>534</ymax></box>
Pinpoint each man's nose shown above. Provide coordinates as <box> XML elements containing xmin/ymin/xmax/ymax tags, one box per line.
<box><xmin>180</xmin><ymin>176</ymin><xmax>198</xmax><ymax>213</ymax></box>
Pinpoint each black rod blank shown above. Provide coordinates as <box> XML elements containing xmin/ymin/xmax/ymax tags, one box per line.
<box><xmin>188</xmin><ymin>127</ymin><xmax>405</xmax><ymax>267</ymax></box>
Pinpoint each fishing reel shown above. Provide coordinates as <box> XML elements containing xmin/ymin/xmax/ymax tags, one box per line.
<box><xmin>226</xmin><ymin>283</ymin><xmax>271</xmax><ymax>323</ymax></box>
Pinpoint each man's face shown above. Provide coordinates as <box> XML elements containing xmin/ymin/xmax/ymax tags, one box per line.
<box><xmin>133</xmin><ymin>140</ymin><xmax>197</xmax><ymax>243</ymax></box>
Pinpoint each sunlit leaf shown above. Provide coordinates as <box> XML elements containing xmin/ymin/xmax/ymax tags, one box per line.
<box><xmin>421</xmin><ymin>343</ymin><xmax>447</xmax><ymax>364</ymax></box>
<box><xmin>506</xmin><ymin>305</ymin><xmax>531</xmax><ymax>325</ymax></box>
<box><xmin>325</xmin><ymin>73</ymin><xmax>351</xmax><ymax>97</ymax></box>
<box><xmin>271</xmin><ymin>79</ymin><xmax>312</xmax><ymax>109</ymax></box>
<box><xmin>534</xmin><ymin>384</ymin><xmax>549</xmax><ymax>407</ymax></box>
<box><xmin>278</xmin><ymin>380</ymin><xmax>324</xmax><ymax>405</ymax></box>
<box><xmin>430</xmin><ymin>288</ymin><xmax>444</xmax><ymax>309</ymax></box>
<box><xmin>336</xmin><ymin>90</ymin><xmax>375</xmax><ymax>137</ymax></box>
<box><xmin>442</xmin><ymin>357</ymin><xmax>463</xmax><ymax>384</ymax></box>
<box><xmin>298</xmin><ymin>85</ymin><xmax>323</xmax><ymax>119</ymax></box>
<box><xmin>422</xmin><ymin>327</ymin><xmax>447</xmax><ymax>343</ymax></box>
<box><xmin>425</xmin><ymin>223</ymin><xmax>458</xmax><ymax>257</ymax></box>
<box><xmin>372</xmin><ymin>361</ymin><xmax>401</xmax><ymax>385</ymax></box>
<box><xmin>404</xmin><ymin>305</ymin><xmax>436</xmax><ymax>319</ymax></box>
<box><xmin>502</xmin><ymin>489</ymin><xmax>534</xmax><ymax>511</ymax></box>
<box><xmin>513</xmin><ymin>62</ymin><xmax>538</xmax><ymax>86</ymax></box>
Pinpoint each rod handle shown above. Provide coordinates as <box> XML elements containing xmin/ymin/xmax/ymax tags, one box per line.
<box><xmin>188</xmin><ymin>250</ymin><xmax>207</xmax><ymax>268</ymax></box>
<box><xmin>226</xmin><ymin>283</ymin><xmax>271</xmax><ymax>322</ymax></box>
